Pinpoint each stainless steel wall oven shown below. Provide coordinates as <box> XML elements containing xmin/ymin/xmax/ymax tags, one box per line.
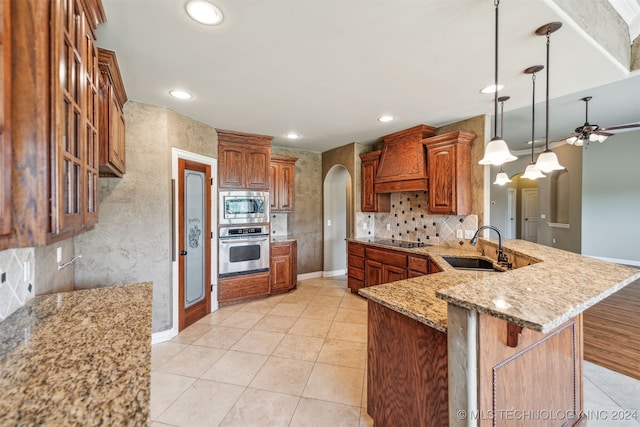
<box><xmin>218</xmin><ymin>225</ymin><xmax>269</xmax><ymax>277</ymax></box>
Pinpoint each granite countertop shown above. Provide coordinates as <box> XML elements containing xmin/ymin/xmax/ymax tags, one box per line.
<box><xmin>0</xmin><ymin>282</ymin><xmax>153</xmax><ymax>426</ymax></box>
<box><xmin>353</xmin><ymin>237</ymin><xmax>640</xmax><ymax>333</ymax></box>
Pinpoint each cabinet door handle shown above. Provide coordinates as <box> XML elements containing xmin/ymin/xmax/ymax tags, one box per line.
<box><xmin>180</xmin><ymin>250</ymin><xmax>188</xmax><ymax>256</ymax></box>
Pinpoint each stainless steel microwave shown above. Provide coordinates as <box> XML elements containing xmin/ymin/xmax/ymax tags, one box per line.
<box><xmin>219</xmin><ymin>190</ymin><xmax>269</xmax><ymax>225</ymax></box>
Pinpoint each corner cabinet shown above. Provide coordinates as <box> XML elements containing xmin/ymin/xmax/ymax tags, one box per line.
<box><xmin>0</xmin><ymin>0</ymin><xmax>11</xmax><ymax>239</ymax></box>
<box><xmin>270</xmin><ymin>240</ymin><xmax>297</xmax><ymax>294</ymax></box>
<box><xmin>359</xmin><ymin>151</ymin><xmax>389</xmax><ymax>212</ymax></box>
<box><xmin>270</xmin><ymin>155</ymin><xmax>297</xmax><ymax>212</ymax></box>
<box><xmin>98</xmin><ymin>48</ymin><xmax>127</xmax><ymax>177</ymax></box>
<box><xmin>218</xmin><ymin>129</ymin><xmax>272</xmax><ymax>190</ymax></box>
<box><xmin>424</xmin><ymin>131</ymin><xmax>475</xmax><ymax>215</ymax></box>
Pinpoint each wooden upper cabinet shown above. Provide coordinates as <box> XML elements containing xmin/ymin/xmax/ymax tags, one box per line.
<box><xmin>51</xmin><ymin>0</ymin><xmax>105</xmax><ymax>234</ymax></box>
<box><xmin>0</xmin><ymin>0</ymin><xmax>11</xmax><ymax>239</ymax></box>
<box><xmin>424</xmin><ymin>131</ymin><xmax>475</xmax><ymax>215</ymax></box>
<box><xmin>359</xmin><ymin>151</ymin><xmax>389</xmax><ymax>212</ymax></box>
<box><xmin>98</xmin><ymin>48</ymin><xmax>127</xmax><ymax>177</ymax></box>
<box><xmin>217</xmin><ymin>129</ymin><xmax>272</xmax><ymax>190</ymax></box>
<box><xmin>270</xmin><ymin>155</ymin><xmax>297</xmax><ymax>212</ymax></box>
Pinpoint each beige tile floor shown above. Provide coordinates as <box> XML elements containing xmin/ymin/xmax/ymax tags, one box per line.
<box><xmin>151</xmin><ymin>276</ymin><xmax>640</xmax><ymax>427</ymax></box>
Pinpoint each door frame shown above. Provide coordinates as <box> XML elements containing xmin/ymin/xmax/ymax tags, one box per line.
<box><xmin>521</xmin><ymin>187</ymin><xmax>539</xmax><ymax>243</ymax></box>
<box><xmin>506</xmin><ymin>188</ymin><xmax>516</xmax><ymax>239</ymax></box>
<box><xmin>171</xmin><ymin>148</ymin><xmax>217</xmax><ymax>336</ymax></box>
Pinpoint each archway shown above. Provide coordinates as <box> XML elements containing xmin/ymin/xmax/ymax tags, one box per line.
<box><xmin>323</xmin><ymin>165</ymin><xmax>352</xmax><ymax>276</ymax></box>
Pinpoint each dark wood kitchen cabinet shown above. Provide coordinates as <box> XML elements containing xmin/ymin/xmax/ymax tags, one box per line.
<box><xmin>2</xmin><ymin>0</ymin><xmax>106</xmax><ymax>250</ymax></box>
<box><xmin>218</xmin><ymin>130</ymin><xmax>272</xmax><ymax>190</ymax></box>
<box><xmin>424</xmin><ymin>131</ymin><xmax>475</xmax><ymax>215</ymax></box>
<box><xmin>270</xmin><ymin>155</ymin><xmax>297</xmax><ymax>212</ymax></box>
<box><xmin>98</xmin><ymin>48</ymin><xmax>127</xmax><ymax>177</ymax></box>
<box><xmin>348</xmin><ymin>242</ymin><xmax>438</xmax><ymax>294</ymax></box>
<box><xmin>219</xmin><ymin>271</ymin><xmax>270</xmax><ymax>305</ymax></box>
<box><xmin>0</xmin><ymin>0</ymin><xmax>11</xmax><ymax>239</ymax></box>
<box><xmin>270</xmin><ymin>240</ymin><xmax>297</xmax><ymax>294</ymax></box>
<box><xmin>359</xmin><ymin>151</ymin><xmax>389</xmax><ymax>212</ymax></box>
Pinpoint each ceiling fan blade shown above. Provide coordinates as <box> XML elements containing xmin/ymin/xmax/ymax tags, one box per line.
<box><xmin>594</xmin><ymin>131</ymin><xmax>613</xmax><ymax>137</ymax></box>
<box><xmin>599</xmin><ymin>123</ymin><xmax>640</xmax><ymax>132</ymax></box>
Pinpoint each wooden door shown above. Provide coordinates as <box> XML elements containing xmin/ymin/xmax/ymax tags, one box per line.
<box><xmin>428</xmin><ymin>144</ymin><xmax>456</xmax><ymax>214</ymax></box>
<box><xmin>278</xmin><ymin>162</ymin><xmax>294</xmax><ymax>211</ymax></box>
<box><xmin>178</xmin><ymin>159</ymin><xmax>212</xmax><ymax>330</ymax></box>
<box><xmin>269</xmin><ymin>163</ymin><xmax>278</xmax><ymax>211</ymax></box>
<box><xmin>383</xmin><ymin>264</ymin><xmax>407</xmax><ymax>283</ymax></box>
<box><xmin>522</xmin><ymin>188</ymin><xmax>540</xmax><ymax>243</ymax></box>
<box><xmin>218</xmin><ymin>143</ymin><xmax>245</xmax><ymax>188</ymax></box>
<box><xmin>0</xmin><ymin>0</ymin><xmax>11</xmax><ymax>237</ymax></box>
<box><xmin>245</xmin><ymin>146</ymin><xmax>270</xmax><ymax>190</ymax></box>
<box><xmin>365</xmin><ymin>259</ymin><xmax>383</xmax><ymax>287</ymax></box>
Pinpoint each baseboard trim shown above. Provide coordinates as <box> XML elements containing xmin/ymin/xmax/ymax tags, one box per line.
<box><xmin>152</xmin><ymin>327</ymin><xmax>177</xmax><ymax>344</ymax></box>
<box><xmin>323</xmin><ymin>269</ymin><xmax>346</xmax><ymax>278</ymax></box>
<box><xmin>297</xmin><ymin>271</ymin><xmax>323</xmax><ymax>281</ymax></box>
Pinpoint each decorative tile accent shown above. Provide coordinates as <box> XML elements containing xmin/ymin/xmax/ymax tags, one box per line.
<box><xmin>0</xmin><ymin>248</ymin><xmax>35</xmax><ymax>322</ymax></box>
<box><xmin>357</xmin><ymin>192</ymin><xmax>478</xmax><ymax>247</ymax></box>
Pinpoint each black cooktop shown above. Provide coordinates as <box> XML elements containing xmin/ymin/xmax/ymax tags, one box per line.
<box><xmin>368</xmin><ymin>238</ymin><xmax>428</xmax><ymax>249</ymax></box>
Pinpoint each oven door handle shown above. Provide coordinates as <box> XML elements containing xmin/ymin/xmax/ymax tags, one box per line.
<box><xmin>220</xmin><ymin>238</ymin><xmax>269</xmax><ymax>244</ymax></box>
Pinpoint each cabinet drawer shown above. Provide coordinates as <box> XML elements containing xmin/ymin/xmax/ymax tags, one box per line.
<box><xmin>348</xmin><ymin>254</ymin><xmax>365</xmax><ymax>269</ymax></box>
<box><xmin>219</xmin><ymin>272</ymin><xmax>270</xmax><ymax>303</ymax></box>
<box><xmin>408</xmin><ymin>256</ymin><xmax>428</xmax><ymax>274</ymax></box>
<box><xmin>348</xmin><ymin>242</ymin><xmax>365</xmax><ymax>257</ymax></box>
<box><xmin>271</xmin><ymin>243</ymin><xmax>291</xmax><ymax>256</ymax></box>
<box><xmin>348</xmin><ymin>266</ymin><xmax>365</xmax><ymax>281</ymax></box>
<box><xmin>366</xmin><ymin>247</ymin><xmax>406</xmax><ymax>268</ymax></box>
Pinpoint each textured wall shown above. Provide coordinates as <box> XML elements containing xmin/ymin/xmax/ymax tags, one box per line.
<box><xmin>74</xmin><ymin>102</ymin><xmax>218</xmax><ymax>333</ymax></box>
<box><xmin>271</xmin><ymin>146</ymin><xmax>322</xmax><ymax>274</ymax></box>
<box><xmin>322</xmin><ymin>143</ymin><xmax>357</xmax><ymax>239</ymax></box>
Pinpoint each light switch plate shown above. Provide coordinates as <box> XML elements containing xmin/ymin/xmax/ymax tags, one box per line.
<box><xmin>456</xmin><ymin>230</ymin><xmax>463</xmax><ymax>239</ymax></box>
<box><xmin>56</xmin><ymin>247</ymin><xmax>62</xmax><ymax>263</ymax></box>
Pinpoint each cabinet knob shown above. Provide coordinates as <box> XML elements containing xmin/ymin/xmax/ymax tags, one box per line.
<box><xmin>180</xmin><ymin>250</ymin><xmax>188</xmax><ymax>256</ymax></box>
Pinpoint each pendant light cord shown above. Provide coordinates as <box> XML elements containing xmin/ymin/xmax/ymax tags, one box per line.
<box><xmin>493</xmin><ymin>0</ymin><xmax>500</xmax><ymax>139</ymax></box>
<box><xmin>531</xmin><ymin>72</ymin><xmax>536</xmax><ymax>162</ymax></box>
<box><xmin>545</xmin><ymin>29</ymin><xmax>550</xmax><ymax>152</ymax></box>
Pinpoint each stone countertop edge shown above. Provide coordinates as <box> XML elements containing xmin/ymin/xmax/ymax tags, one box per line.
<box><xmin>0</xmin><ymin>282</ymin><xmax>153</xmax><ymax>426</ymax></box>
<box><xmin>350</xmin><ymin>237</ymin><xmax>640</xmax><ymax>333</ymax></box>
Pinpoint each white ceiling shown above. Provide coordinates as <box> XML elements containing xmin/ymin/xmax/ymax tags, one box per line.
<box><xmin>96</xmin><ymin>0</ymin><xmax>640</xmax><ymax>153</ymax></box>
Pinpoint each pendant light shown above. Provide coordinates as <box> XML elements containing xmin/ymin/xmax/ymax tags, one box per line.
<box><xmin>534</xmin><ymin>22</ymin><xmax>564</xmax><ymax>173</ymax></box>
<box><xmin>479</xmin><ymin>0</ymin><xmax>517</xmax><ymax>166</ymax></box>
<box><xmin>494</xmin><ymin>96</ymin><xmax>512</xmax><ymax>185</ymax></box>
<box><xmin>522</xmin><ymin>65</ymin><xmax>546</xmax><ymax>180</ymax></box>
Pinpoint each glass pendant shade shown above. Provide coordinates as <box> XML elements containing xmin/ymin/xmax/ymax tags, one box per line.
<box><xmin>535</xmin><ymin>150</ymin><xmax>564</xmax><ymax>173</ymax></box>
<box><xmin>597</xmin><ymin>134</ymin><xmax>608</xmax><ymax>143</ymax></box>
<box><xmin>479</xmin><ymin>138</ymin><xmax>518</xmax><ymax>165</ymax></box>
<box><xmin>494</xmin><ymin>171</ymin><xmax>512</xmax><ymax>185</ymax></box>
<box><xmin>566</xmin><ymin>136</ymin><xmax>578</xmax><ymax>145</ymax></box>
<box><xmin>522</xmin><ymin>163</ymin><xmax>545</xmax><ymax>180</ymax></box>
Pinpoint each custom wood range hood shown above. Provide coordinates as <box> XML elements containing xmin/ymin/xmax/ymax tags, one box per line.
<box><xmin>374</xmin><ymin>124</ymin><xmax>437</xmax><ymax>193</ymax></box>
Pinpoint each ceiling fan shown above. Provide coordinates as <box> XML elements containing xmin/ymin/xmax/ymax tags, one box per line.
<box><xmin>564</xmin><ymin>96</ymin><xmax>640</xmax><ymax>147</ymax></box>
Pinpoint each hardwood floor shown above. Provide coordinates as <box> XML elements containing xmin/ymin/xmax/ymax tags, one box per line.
<box><xmin>583</xmin><ymin>278</ymin><xmax>640</xmax><ymax>380</ymax></box>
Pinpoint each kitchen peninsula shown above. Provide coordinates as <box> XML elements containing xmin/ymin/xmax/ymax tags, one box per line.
<box><xmin>0</xmin><ymin>283</ymin><xmax>153</xmax><ymax>426</ymax></box>
<box><xmin>354</xmin><ymin>237</ymin><xmax>640</xmax><ymax>427</ymax></box>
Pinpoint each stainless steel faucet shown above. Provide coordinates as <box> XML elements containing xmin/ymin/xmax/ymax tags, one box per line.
<box><xmin>470</xmin><ymin>226</ymin><xmax>509</xmax><ymax>266</ymax></box>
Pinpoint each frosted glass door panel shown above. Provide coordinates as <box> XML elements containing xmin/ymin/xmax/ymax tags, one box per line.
<box><xmin>185</xmin><ymin>169</ymin><xmax>205</xmax><ymax>308</ymax></box>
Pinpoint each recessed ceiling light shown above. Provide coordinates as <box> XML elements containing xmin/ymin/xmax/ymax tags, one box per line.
<box><xmin>285</xmin><ymin>132</ymin><xmax>300</xmax><ymax>140</ymax></box>
<box><xmin>480</xmin><ymin>84</ymin><xmax>505</xmax><ymax>94</ymax></box>
<box><xmin>377</xmin><ymin>115</ymin><xmax>394</xmax><ymax>123</ymax></box>
<box><xmin>169</xmin><ymin>90</ymin><xmax>193</xmax><ymax>100</ymax></box>
<box><xmin>185</xmin><ymin>0</ymin><xmax>224</xmax><ymax>26</ymax></box>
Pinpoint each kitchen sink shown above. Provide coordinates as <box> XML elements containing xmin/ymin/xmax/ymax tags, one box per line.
<box><xmin>441</xmin><ymin>256</ymin><xmax>504</xmax><ymax>272</ymax></box>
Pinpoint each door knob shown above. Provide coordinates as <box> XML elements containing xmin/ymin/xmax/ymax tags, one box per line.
<box><xmin>180</xmin><ymin>250</ymin><xmax>188</xmax><ymax>256</ymax></box>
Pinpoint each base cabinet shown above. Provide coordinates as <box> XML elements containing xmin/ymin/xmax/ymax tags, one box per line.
<box><xmin>218</xmin><ymin>271</ymin><xmax>270</xmax><ymax>304</ymax></box>
<box><xmin>348</xmin><ymin>242</ymin><xmax>437</xmax><ymax>294</ymax></box>
<box><xmin>270</xmin><ymin>240</ymin><xmax>297</xmax><ymax>294</ymax></box>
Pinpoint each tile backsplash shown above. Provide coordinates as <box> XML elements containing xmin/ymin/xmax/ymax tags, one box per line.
<box><xmin>0</xmin><ymin>248</ymin><xmax>35</xmax><ymax>321</ymax></box>
<box><xmin>355</xmin><ymin>192</ymin><xmax>478</xmax><ymax>249</ymax></box>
